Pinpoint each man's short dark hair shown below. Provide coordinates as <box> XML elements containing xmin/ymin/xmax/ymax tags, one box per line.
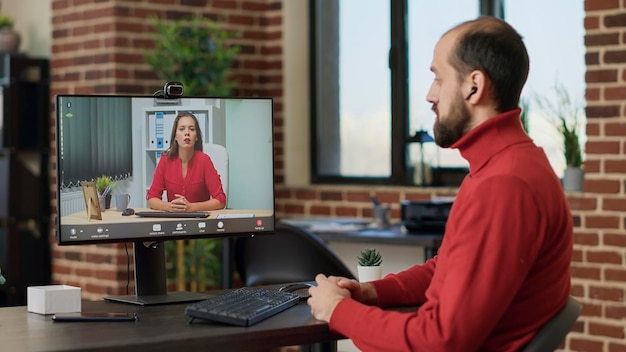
<box><xmin>448</xmin><ymin>16</ymin><xmax>530</xmax><ymax>112</ymax></box>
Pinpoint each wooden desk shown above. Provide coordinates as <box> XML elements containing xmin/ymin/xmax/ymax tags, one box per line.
<box><xmin>61</xmin><ymin>208</ymin><xmax>274</xmax><ymax>225</ymax></box>
<box><xmin>1</xmin><ymin>299</ymin><xmax>341</xmax><ymax>352</ymax></box>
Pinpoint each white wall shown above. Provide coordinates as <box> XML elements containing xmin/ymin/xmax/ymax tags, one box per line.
<box><xmin>3</xmin><ymin>0</ymin><xmax>51</xmax><ymax>57</ymax></box>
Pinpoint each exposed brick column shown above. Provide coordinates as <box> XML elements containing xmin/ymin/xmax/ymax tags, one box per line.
<box><xmin>566</xmin><ymin>1</ymin><xmax>626</xmax><ymax>351</ymax></box>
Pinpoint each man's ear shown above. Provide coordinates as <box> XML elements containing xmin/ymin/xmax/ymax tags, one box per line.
<box><xmin>465</xmin><ymin>70</ymin><xmax>486</xmax><ymax>102</ymax></box>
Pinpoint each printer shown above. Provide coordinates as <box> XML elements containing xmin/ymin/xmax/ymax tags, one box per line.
<box><xmin>401</xmin><ymin>198</ymin><xmax>453</xmax><ymax>234</ymax></box>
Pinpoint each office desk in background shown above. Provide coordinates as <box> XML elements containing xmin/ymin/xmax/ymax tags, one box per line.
<box><xmin>277</xmin><ymin>218</ymin><xmax>443</xmax><ymax>289</ymax></box>
<box><xmin>281</xmin><ymin>218</ymin><xmax>443</xmax><ymax>260</ymax></box>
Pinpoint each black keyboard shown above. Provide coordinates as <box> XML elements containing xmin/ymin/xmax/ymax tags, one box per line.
<box><xmin>185</xmin><ymin>287</ymin><xmax>300</xmax><ymax>326</ymax></box>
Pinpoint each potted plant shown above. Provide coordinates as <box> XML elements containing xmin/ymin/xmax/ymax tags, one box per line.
<box><xmin>95</xmin><ymin>175</ymin><xmax>115</xmax><ymax>209</ymax></box>
<box><xmin>145</xmin><ymin>15</ymin><xmax>240</xmax><ymax>96</ymax></box>
<box><xmin>0</xmin><ymin>13</ymin><xmax>20</xmax><ymax>53</ymax></box>
<box><xmin>357</xmin><ymin>248</ymin><xmax>383</xmax><ymax>283</ymax></box>
<box><xmin>533</xmin><ymin>81</ymin><xmax>585</xmax><ymax>192</ymax></box>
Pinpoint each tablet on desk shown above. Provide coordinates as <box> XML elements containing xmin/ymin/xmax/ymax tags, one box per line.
<box><xmin>52</xmin><ymin>312</ymin><xmax>138</xmax><ymax>322</ymax></box>
<box><xmin>134</xmin><ymin>211</ymin><xmax>210</xmax><ymax>218</ymax></box>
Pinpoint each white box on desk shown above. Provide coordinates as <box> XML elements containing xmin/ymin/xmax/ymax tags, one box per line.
<box><xmin>27</xmin><ymin>285</ymin><xmax>81</xmax><ymax>315</ymax></box>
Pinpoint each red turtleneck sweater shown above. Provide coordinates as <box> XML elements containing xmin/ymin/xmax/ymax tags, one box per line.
<box><xmin>329</xmin><ymin>109</ymin><xmax>573</xmax><ymax>352</ymax></box>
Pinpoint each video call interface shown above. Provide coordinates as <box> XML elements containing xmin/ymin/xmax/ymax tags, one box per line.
<box><xmin>56</xmin><ymin>95</ymin><xmax>275</xmax><ymax>245</ymax></box>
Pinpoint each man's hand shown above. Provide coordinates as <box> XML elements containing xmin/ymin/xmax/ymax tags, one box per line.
<box><xmin>336</xmin><ymin>277</ymin><xmax>379</xmax><ymax>306</ymax></box>
<box><xmin>307</xmin><ymin>274</ymin><xmax>351</xmax><ymax>322</ymax></box>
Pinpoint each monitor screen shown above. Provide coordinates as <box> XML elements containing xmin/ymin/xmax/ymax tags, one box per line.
<box><xmin>55</xmin><ymin>94</ymin><xmax>275</xmax><ymax>305</ymax></box>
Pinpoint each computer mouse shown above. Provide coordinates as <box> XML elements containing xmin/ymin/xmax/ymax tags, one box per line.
<box><xmin>279</xmin><ymin>282</ymin><xmax>315</xmax><ymax>300</ymax></box>
<box><xmin>122</xmin><ymin>208</ymin><xmax>135</xmax><ymax>216</ymax></box>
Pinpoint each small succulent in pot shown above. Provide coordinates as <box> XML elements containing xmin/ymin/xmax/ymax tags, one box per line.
<box><xmin>357</xmin><ymin>248</ymin><xmax>382</xmax><ymax>267</ymax></box>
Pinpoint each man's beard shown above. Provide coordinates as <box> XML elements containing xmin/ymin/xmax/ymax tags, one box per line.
<box><xmin>432</xmin><ymin>90</ymin><xmax>472</xmax><ymax>148</ymax></box>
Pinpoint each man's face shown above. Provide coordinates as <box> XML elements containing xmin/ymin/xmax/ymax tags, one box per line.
<box><xmin>432</xmin><ymin>88</ymin><xmax>471</xmax><ymax>148</ymax></box>
<box><xmin>426</xmin><ymin>31</ymin><xmax>472</xmax><ymax>148</ymax></box>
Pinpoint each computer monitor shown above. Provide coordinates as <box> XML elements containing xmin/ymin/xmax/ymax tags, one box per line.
<box><xmin>55</xmin><ymin>94</ymin><xmax>275</xmax><ymax>305</ymax></box>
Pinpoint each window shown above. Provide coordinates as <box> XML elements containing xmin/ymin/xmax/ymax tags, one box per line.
<box><xmin>311</xmin><ymin>0</ymin><xmax>584</xmax><ymax>184</ymax></box>
<box><xmin>311</xmin><ymin>0</ymin><xmax>482</xmax><ymax>185</ymax></box>
<box><xmin>505</xmin><ymin>0</ymin><xmax>586</xmax><ymax>177</ymax></box>
<box><xmin>311</xmin><ymin>0</ymin><xmax>400</xmax><ymax>184</ymax></box>
<box><xmin>58</xmin><ymin>97</ymin><xmax>133</xmax><ymax>189</ymax></box>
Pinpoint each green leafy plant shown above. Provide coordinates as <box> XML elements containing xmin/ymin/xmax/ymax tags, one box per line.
<box><xmin>165</xmin><ymin>238</ymin><xmax>221</xmax><ymax>291</ymax></box>
<box><xmin>95</xmin><ymin>174</ymin><xmax>116</xmax><ymax>194</ymax></box>
<box><xmin>357</xmin><ymin>248</ymin><xmax>383</xmax><ymax>267</ymax></box>
<box><xmin>533</xmin><ymin>80</ymin><xmax>585</xmax><ymax>168</ymax></box>
<box><xmin>0</xmin><ymin>14</ymin><xmax>13</xmax><ymax>29</ymax></box>
<box><xmin>145</xmin><ymin>16</ymin><xmax>240</xmax><ymax>96</ymax></box>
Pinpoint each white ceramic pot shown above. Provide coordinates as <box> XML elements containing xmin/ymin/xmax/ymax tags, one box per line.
<box><xmin>357</xmin><ymin>265</ymin><xmax>383</xmax><ymax>283</ymax></box>
<box><xmin>563</xmin><ymin>166</ymin><xmax>584</xmax><ymax>192</ymax></box>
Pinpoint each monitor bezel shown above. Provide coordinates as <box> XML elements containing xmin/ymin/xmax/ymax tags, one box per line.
<box><xmin>55</xmin><ymin>94</ymin><xmax>276</xmax><ymax>247</ymax></box>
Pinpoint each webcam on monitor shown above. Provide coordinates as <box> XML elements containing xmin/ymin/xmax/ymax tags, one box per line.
<box><xmin>163</xmin><ymin>81</ymin><xmax>183</xmax><ymax>98</ymax></box>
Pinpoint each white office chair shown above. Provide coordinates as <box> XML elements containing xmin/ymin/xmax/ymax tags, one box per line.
<box><xmin>203</xmin><ymin>143</ymin><xmax>229</xmax><ymax>205</ymax></box>
<box><xmin>522</xmin><ymin>296</ymin><xmax>582</xmax><ymax>352</ymax></box>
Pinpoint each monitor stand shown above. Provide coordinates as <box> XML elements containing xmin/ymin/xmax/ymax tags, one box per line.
<box><xmin>104</xmin><ymin>241</ymin><xmax>211</xmax><ymax>306</ymax></box>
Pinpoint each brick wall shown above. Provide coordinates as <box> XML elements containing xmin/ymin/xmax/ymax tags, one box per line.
<box><xmin>48</xmin><ymin>1</ymin><xmax>625</xmax><ymax>350</ymax></box>
<box><xmin>564</xmin><ymin>1</ymin><xmax>626</xmax><ymax>351</ymax></box>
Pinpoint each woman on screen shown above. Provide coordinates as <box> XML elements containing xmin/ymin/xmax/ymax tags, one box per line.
<box><xmin>146</xmin><ymin>111</ymin><xmax>226</xmax><ymax>212</ymax></box>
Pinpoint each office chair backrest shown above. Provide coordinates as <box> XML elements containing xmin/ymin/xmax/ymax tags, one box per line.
<box><xmin>234</xmin><ymin>222</ymin><xmax>356</xmax><ymax>286</ymax></box>
<box><xmin>522</xmin><ymin>296</ymin><xmax>582</xmax><ymax>352</ymax></box>
<box><xmin>203</xmin><ymin>143</ymin><xmax>228</xmax><ymax>203</ymax></box>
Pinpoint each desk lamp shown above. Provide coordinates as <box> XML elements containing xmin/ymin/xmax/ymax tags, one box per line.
<box><xmin>407</xmin><ymin>130</ymin><xmax>435</xmax><ymax>186</ymax></box>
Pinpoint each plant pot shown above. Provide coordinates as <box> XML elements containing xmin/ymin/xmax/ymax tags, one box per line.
<box><xmin>98</xmin><ymin>194</ymin><xmax>112</xmax><ymax>211</ymax></box>
<box><xmin>357</xmin><ymin>265</ymin><xmax>383</xmax><ymax>283</ymax></box>
<box><xmin>562</xmin><ymin>166</ymin><xmax>584</xmax><ymax>192</ymax></box>
<box><xmin>0</xmin><ymin>28</ymin><xmax>20</xmax><ymax>53</ymax></box>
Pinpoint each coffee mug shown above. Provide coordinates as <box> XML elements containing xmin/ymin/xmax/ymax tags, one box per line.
<box><xmin>115</xmin><ymin>193</ymin><xmax>131</xmax><ymax>211</ymax></box>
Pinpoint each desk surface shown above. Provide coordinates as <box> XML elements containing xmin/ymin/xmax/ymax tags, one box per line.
<box><xmin>281</xmin><ymin>218</ymin><xmax>443</xmax><ymax>247</ymax></box>
<box><xmin>1</xmin><ymin>299</ymin><xmax>340</xmax><ymax>352</ymax></box>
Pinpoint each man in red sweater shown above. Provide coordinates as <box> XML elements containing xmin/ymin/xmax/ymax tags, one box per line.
<box><xmin>307</xmin><ymin>16</ymin><xmax>573</xmax><ymax>352</ymax></box>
